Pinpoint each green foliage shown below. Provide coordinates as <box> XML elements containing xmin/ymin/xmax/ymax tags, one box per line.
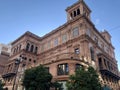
<box><xmin>23</xmin><ymin>65</ymin><xmax>52</xmax><ymax>90</ymax></box>
<box><xmin>0</xmin><ymin>80</ymin><xmax>4</xmax><ymax>90</ymax></box>
<box><xmin>66</xmin><ymin>66</ymin><xmax>102</xmax><ymax>90</ymax></box>
<box><xmin>52</xmin><ymin>81</ymin><xmax>63</xmax><ymax>90</ymax></box>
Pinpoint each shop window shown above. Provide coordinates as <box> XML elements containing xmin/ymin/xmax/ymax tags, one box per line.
<box><xmin>57</xmin><ymin>63</ymin><xmax>69</xmax><ymax>75</ymax></box>
<box><xmin>75</xmin><ymin>64</ymin><xmax>83</xmax><ymax>71</ymax></box>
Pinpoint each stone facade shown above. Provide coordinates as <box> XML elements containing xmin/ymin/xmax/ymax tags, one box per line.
<box><xmin>1</xmin><ymin>0</ymin><xmax>120</xmax><ymax>90</ymax></box>
<box><xmin>0</xmin><ymin>43</ymin><xmax>11</xmax><ymax>75</ymax></box>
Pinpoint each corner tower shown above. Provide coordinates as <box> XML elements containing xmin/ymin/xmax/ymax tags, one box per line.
<box><xmin>66</xmin><ymin>0</ymin><xmax>91</xmax><ymax>21</ymax></box>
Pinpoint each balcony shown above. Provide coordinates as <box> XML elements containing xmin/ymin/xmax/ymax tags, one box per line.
<box><xmin>2</xmin><ymin>68</ymin><xmax>17</xmax><ymax>78</ymax></box>
<box><xmin>98</xmin><ymin>53</ymin><xmax>120</xmax><ymax>80</ymax></box>
<box><xmin>99</xmin><ymin>66</ymin><xmax>120</xmax><ymax>80</ymax></box>
<box><xmin>100</xmin><ymin>68</ymin><xmax>120</xmax><ymax>79</ymax></box>
<box><xmin>2</xmin><ymin>72</ymin><xmax>16</xmax><ymax>78</ymax></box>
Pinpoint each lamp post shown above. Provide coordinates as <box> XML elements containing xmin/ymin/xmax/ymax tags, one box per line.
<box><xmin>12</xmin><ymin>55</ymin><xmax>24</xmax><ymax>90</ymax></box>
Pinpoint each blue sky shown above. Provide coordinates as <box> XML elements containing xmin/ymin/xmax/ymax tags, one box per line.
<box><xmin>0</xmin><ymin>0</ymin><xmax>120</xmax><ymax>70</ymax></box>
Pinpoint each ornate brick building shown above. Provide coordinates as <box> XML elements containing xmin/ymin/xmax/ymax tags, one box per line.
<box><xmin>1</xmin><ymin>0</ymin><xmax>120</xmax><ymax>90</ymax></box>
<box><xmin>0</xmin><ymin>43</ymin><xmax>11</xmax><ymax>75</ymax></box>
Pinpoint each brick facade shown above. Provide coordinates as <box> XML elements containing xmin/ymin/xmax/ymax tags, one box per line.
<box><xmin>1</xmin><ymin>0</ymin><xmax>120</xmax><ymax>90</ymax></box>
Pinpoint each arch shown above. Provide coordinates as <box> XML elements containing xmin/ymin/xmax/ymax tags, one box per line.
<box><xmin>16</xmin><ymin>46</ymin><xmax>19</xmax><ymax>52</ymax></box>
<box><xmin>19</xmin><ymin>44</ymin><xmax>21</xmax><ymax>51</ymax></box>
<box><xmin>74</xmin><ymin>11</ymin><xmax>77</xmax><ymax>17</ymax></box>
<box><xmin>77</xmin><ymin>8</ymin><xmax>80</xmax><ymax>15</ymax></box>
<box><xmin>26</xmin><ymin>43</ymin><xmax>30</xmax><ymax>51</ymax></box>
<box><xmin>13</xmin><ymin>48</ymin><xmax>17</xmax><ymax>54</ymax></box>
<box><xmin>4</xmin><ymin>87</ymin><xmax>8</xmax><ymax>90</ymax></box>
<box><xmin>70</xmin><ymin>13</ymin><xmax>73</xmax><ymax>18</ymax></box>
<box><xmin>30</xmin><ymin>45</ymin><xmax>34</xmax><ymax>52</ymax></box>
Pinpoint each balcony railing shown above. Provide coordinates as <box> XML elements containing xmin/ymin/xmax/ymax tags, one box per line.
<box><xmin>2</xmin><ymin>72</ymin><xmax>16</xmax><ymax>78</ymax></box>
<box><xmin>99</xmin><ymin>67</ymin><xmax>120</xmax><ymax>79</ymax></box>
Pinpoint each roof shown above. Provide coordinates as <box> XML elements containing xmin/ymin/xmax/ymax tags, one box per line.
<box><xmin>11</xmin><ymin>31</ymin><xmax>41</xmax><ymax>45</ymax></box>
<box><xmin>66</xmin><ymin>0</ymin><xmax>91</xmax><ymax>12</ymax></box>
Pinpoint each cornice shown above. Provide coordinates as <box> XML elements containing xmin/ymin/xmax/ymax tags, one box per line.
<box><xmin>66</xmin><ymin>0</ymin><xmax>91</xmax><ymax>12</ymax></box>
<box><xmin>82</xmin><ymin>15</ymin><xmax>115</xmax><ymax>49</ymax></box>
<box><xmin>11</xmin><ymin>31</ymin><xmax>41</xmax><ymax>45</ymax></box>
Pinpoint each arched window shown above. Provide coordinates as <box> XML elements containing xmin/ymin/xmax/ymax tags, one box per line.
<box><xmin>26</xmin><ymin>43</ymin><xmax>30</xmax><ymax>51</ymax></box>
<box><xmin>13</xmin><ymin>48</ymin><xmax>16</xmax><ymax>54</ymax></box>
<box><xmin>30</xmin><ymin>45</ymin><xmax>34</xmax><ymax>52</ymax></box>
<box><xmin>98</xmin><ymin>58</ymin><xmax>102</xmax><ymax>69</ymax></box>
<box><xmin>72</xmin><ymin>27</ymin><xmax>79</xmax><ymax>37</ymax></box>
<box><xmin>70</xmin><ymin>13</ymin><xmax>73</xmax><ymax>18</ymax></box>
<box><xmin>77</xmin><ymin>8</ymin><xmax>80</xmax><ymax>15</ymax></box>
<box><xmin>74</xmin><ymin>11</ymin><xmax>76</xmax><ymax>17</ymax></box>
<box><xmin>19</xmin><ymin>44</ymin><xmax>21</xmax><ymax>51</ymax></box>
<box><xmin>15</xmin><ymin>46</ymin><xmax>18</xmax><ymax>53</ymax></box>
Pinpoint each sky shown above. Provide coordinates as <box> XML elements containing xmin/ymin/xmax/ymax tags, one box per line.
<box><xmin>0</xmin><ymin>0</ymin><xmax>120</xmax><ymax>70</ymax></box>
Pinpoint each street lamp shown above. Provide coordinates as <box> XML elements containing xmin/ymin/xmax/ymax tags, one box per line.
<box><xmin>12</xmin><ymin>55</ymin><xmax>24</xmax><ymax>90</ymax></box>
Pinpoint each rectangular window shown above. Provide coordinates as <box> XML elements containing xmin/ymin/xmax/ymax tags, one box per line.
<box><xmin>73</xmin><ymin>27</ymin><xmax>79</xmax><ymax>37</ymax></box>
<box><xmin>86</xmin><ymin>29</ymin><xmax>91</xmax><ymax>37</ymax></box>
<box><xmin>62</xmin><ymin>34</ymin><xmax>67</xmax><ymax>43</ymax></box>
<box><xmin>75</xmin><ymin>64</ymin><xmax>83</xmax><ymax>71</ymax></box>
<box><xmin>57</xmin><ymin>63</ymin><xmax>69</xmax><ymax>75</ymax></box>
<box><xmin>90</xmin><ymin>47</ymin><xmax>94</xmax><ymax>61</ymax></box>
<box><xmin>54</xmin><ymin>38</ymin><xmax>58</xmax><ymax>46</ymax></box>
<box><xmin>75</xmin><ymin>48</ymin><xmax>80</xmax><ymax>54</ymax></box>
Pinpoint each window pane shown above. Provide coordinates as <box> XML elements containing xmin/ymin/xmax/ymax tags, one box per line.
<box><xmin>90</xmin><ymin>47</ymin><xmax>94</xmax><ymax>61</ymax></box>
<box><xmin>62</xmin><ymin>34</ymin><xmax>67</xmax><ymax>43</ymax></box>
<box><xmin>75</xmin><ymin>64</ymin><xmax>83</xmax><ymax>71</ymax></box>
<box><xmin>75</xmin><ymin>48</ymin><xmax>80</xmax><ymax>54</ymax></box>
<box><xmin>57</xmin><ymin>63</ymin><xmax>69</xmax><ymax>75</ymax></box>
<box><xmin>54</xmin><ymin>38</ymin><xmax>58</xmax><ymax>46</ymax></box>
<box><xmin>73</xmin><ymin>27</ymin><xmax>79</xmax><ymax>37</ymax></box>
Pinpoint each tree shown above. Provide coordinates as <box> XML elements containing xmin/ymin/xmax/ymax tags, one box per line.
<box><xmin>0</xmin><ymin>80</ymin><xmax>4</xmax><ymax>90</ymax></box>
<box><xmin>23</xmin><ymin>65</ymin><xmax>62</xmax><ymax>90</ymax></box>
<box><xmin>23</xmin><ymin>65</ymin><xmax>52</xmax><ymax>90</ymax></box>
<box><xmin>66</xmin><ymin>66</ymin><xmax>102</xmax><ymax>90</ymax></box>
